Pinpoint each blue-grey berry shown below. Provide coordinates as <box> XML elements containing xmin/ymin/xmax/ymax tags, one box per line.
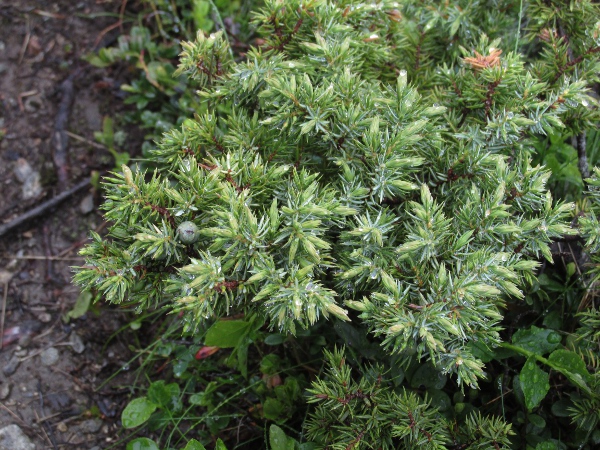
<box><xmin>177</xmin><ymin>221</ymin><xmax>199</xmax><ymax>244</ymax></box>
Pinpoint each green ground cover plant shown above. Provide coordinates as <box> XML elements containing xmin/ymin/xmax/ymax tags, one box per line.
<box><xmin>76</xmin><ymin>0</ymin><xmax>600</xmax><ymax>448</ymax></box>
<box><xmin>87</xmin><ymin>0</ymin><xmax>257</xmax><ymax>154</ymax></box>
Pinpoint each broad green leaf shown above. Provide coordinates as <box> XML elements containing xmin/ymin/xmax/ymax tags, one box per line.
<box><xmin>548</xmin><ymin>349</ymin><xmax>591</xmax><ymax>380</ymax></box>
<box><xmin>189</xmin><ymin>393</ymin><xmax>203</xmax><ymax>405</ymax></box>
<box><xmin>192</xmin><ymin>381</ymin><xmax>218</xmax><ymax>408</ymax></box>
<box><xmin>542</xmin><ymin>311</ymin><xmax>563</xmax><ymax>330</ymax></box>
<box><xmin>269</xmin><ymin>424</ymin><xmax>296</xmax><ymax>450</ymax></box>
<box><xmin>85</xmin><ymin>54</ymin><xmax>111</xmax><ymax>68</ymax></box>
<box><xmin>127</xmin><ymin>438</ymin><xmax>159</xmax><ymax>450</ymax></box>
<box><xmin>263</xmin><ymin>398</ymin><xmax>286</xmax><ymax>421</ymax></box>
<box><xmin>65</xmin><ymin>290</ymin><xmax>93</xmax><ymax>322</ymax></box>
<box><xmin>113</xmin><ymin>151</ymin><xmax>130</xmax><ymax>168</ymax></box>
<box><xmin>183</xmin><ymin>439</ymin><xmax>207</xmax><ymax>450</ymax></box>
<box><xmin>467</xmin><ymin>340</ymin><xmax>496</xmax><ymax>363</ymax></box>
<box><xmin>260</xmin><ymin>354</ymin><xmax>281</xmax><ymax>375</ymax></box>
<box><xmin>426</xmin><ymin>389</ymin><xmax>452</xmax><ymax>412</ymax></box>
<box><xmin>147</xmin><ymin>380</ymin><xmax>182</xmax><ymax>411</ymax></box>
<box><xmin>205</xmin><ymin>320</ymin><xmax>251</xmax><ymax>348</ymax></box>
<box><xmin>215</xmin><ymin>438</ymin><xmax>228</xmax><ymax>450</ymax></box>
<box><xmin>298</xmin><ymin>444</ymin><xmax>318</xmax><ymax>450</ymax></box>
<box><xmin>265</xmin><ymin>334</ymin><xmax>286</xmax><ymax>345</ymax></box>
<box><xmin>551</xmin><ymin>398</ymin><xmax>573</xmax><ymax>417</ymax></box>
<box><xmin>121</xmin><ymin>397</ymin><xmax>157</xmax><ymax>428</ymax></box>
<box><xmin>333</xmin><ymin>321</ymin><xmax>378</xmax><ymax>358</ymax></box>
<box><xmin>282</xmin><ymin>377</ymin><xmax>301</xmax><ymax>401</ymax></box>
<box><xmin>173</xmin><ymin>359</ymin><xmax>190</xmax><ymax>377</ymax></box>
<box><xmin>528</xmin><ymin>414</ymin><xmax>546</xmax><ymax>428</ymax></box>
<box><xmin>520</xmin><ymin>357</ymin><xmax>549</xmax><ymax>411</ymax></box>
<box><xmin>236</xmin><ymin>339</ymin><xmax>249</xmax><ymax>378</ymax></box>
<box><xmin>299</xmin><ymin>444</ymin><xmax>318</xmax><ymax>450</ymax></box>
<box><xmin>207</xmin><ymin>416</ymin><xmax>230</xmax><ymax>435</ymax></box>
<box><xmin>537</xmin><ymin>274</ymin><xmax>568</xmax><ymax>293</ymax></box>
<box><xmin>548</xmin><ymin>349</ymin><xmax>592</xmax><ymax>394</ymax></box>
<box><xmin>512</xmin><ymin>326</ymin><xmax>561</xmax><ymax>355</ymax></box>
<box><xmin>192</xmin><ymin>0</ymin><xmax>214</xmax><ymax>31</ymax></box>
<box><xmin>410</xmin><ymin>363</ymin><xmax>447</xmax><ymax>390</ymax></box>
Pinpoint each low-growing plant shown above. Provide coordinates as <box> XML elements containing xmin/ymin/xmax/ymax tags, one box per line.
<box><xmin>94</xmin><ymin>116</ymin><xmax>131</xmax><ymax>169</ymax></box>
<box><xmin>87</xmin><ymin>0</ymin><xmax>257</xmax><ymax>154</ymax></box>
<box><xmin>76</xmin><ymin>0</ymin><xmax>600</xmax><ymax>448</ymax></box>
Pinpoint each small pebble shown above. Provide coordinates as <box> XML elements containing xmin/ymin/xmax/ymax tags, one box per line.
<box><xmin>40</xmin><ymin>347</ymin><xmax>60</xmax><ymax>366</ymax></box>
<box><xmin>70</xmin><ymin>333</ymin><xmax>85</xmax><ymax>354</ymax></box>
<box><xmin>56</xmin><ymin>422</ymin><xmax>68</xmax><ymax>433</ymax></box>
<box><xmin>79</xmin><ymin>418</ymin><xmax>102</xmax><ymax>434</ymax></box>
<box><xmin>79</xmin><ymin>194</ymin><xmax>94</xmax><ymax>215</ymax></box>
<box><xmin>0</xmin><ymin>383</ymin><xmax>11</xmax><ymax>400</ymax></box>
<box><xmin>0</xmin><ymin>270</ymin><xmax>12</xmax><ymax>285</ymax></box>
<box><xmin>14</xmin><ymin>349</ymin><xmax>27</xmax><ymax>357</ymax></box>
<box><xmin>17</xmin><ymin>334</ymin><xmax>32</xmax><ymax>348</ymax></box>
<box><xmin>38</xmin><ymin>312</ymin><xmax>52</xmax><ymax>323</ymax></box>
<box><xmin>22</xmin><ymin>171</ymin><xmax>42</xmax><ymax>200</ymax></box>
<box><xmin>2</xmin><ymin>355</ymin><xmax>20</xmax><ymax>376</ymax></box>
<box><xmin>14</xmin><ymin>158</ymin><xmax>42</xmax><ymax>199</ymax></box>
<box><xmin>13</xmin><ymin>158</ymin><xmax>33</xmax><ymax>183</ymax></box>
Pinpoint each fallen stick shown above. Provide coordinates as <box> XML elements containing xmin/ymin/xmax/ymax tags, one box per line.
<box><xmin>0</xmin><ymin>177</ymin><xmax>90</xmax><ymax>238</ymax></box>
<box><xmin>52</xmin><ymin>70</ymin><xmax>80</xmax><ymax>190</ymax></box>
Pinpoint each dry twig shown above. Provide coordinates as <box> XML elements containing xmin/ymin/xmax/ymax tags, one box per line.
<box><xmin>17</xmin><ymin>15</ymin><xmax>31</xmax><ymax>65</ymax></box>
<box><xmin>0</xmin><ymin>279</ymin><xmax>8</xmax><ymax>349</ymax></box>
<box><xmin>52</xmin><ymin>72</ymin><xmax>79</xmax><ymax>190</ymax></box>
<box><xmin>0</xmin><ymin>178</ymin><xmax>90</xmax><ymax>238</ymax></box>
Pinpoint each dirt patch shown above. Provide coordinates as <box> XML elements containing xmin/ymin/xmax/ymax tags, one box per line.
<box><xmin>0</xmin><ymin>1</ymin><xmax>141</xmax><ymax>448</ymax></box>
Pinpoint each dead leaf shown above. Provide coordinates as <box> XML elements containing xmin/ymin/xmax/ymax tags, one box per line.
<box><xmin>262</xmin><ymin>373</ymin><xmax>282</xmax><ymax>389</ymax></box>
<box><xmin>195</xmin><ymin>346</ymin><xmax>220</xmax><ymax>360</ymax></box>
<box><xmin>27</xmin><ymin>35</ymin><xmax>42</xmax><ymax>56</ymax></box>
<box><xmin>463</xmin><ymin>48</ymin><xmax>502</xmax><ymax>71</ymax></box>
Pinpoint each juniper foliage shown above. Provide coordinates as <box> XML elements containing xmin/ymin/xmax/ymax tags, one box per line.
<box><xmin>75</xmin><ymin>0</ymin><xmax>600</xmax><ymax>447</ymax></box>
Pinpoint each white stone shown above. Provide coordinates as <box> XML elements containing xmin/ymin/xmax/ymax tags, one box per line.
<box><xmin>0</xmin><ymin>425</ymin><xmax>35</xmax><ymax>450</ymax></box>
<box><xmin>40</xmin><ymin>347</ymin><xmax>60</xmax><ymax>366</ymax></box>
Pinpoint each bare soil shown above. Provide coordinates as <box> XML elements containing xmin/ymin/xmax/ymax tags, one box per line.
<box><xmin>0</xmin><ymin>1</ymin><xmax>141</xmax><ymax>448</ymax></box>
